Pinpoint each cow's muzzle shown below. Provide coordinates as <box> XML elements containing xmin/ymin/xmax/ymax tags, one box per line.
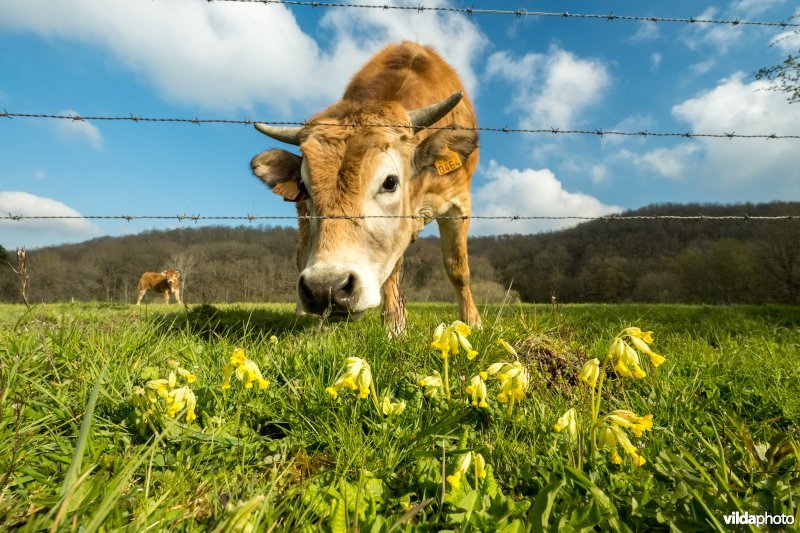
<box><xmin>298</xmin><ymin>271</ymin><xmax>360</xmax><ymax>315</ymax></box>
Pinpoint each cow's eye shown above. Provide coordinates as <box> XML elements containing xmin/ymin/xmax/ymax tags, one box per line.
<box><xmin>381</xmin><ymin>175</ymin><xmax>399</xmax><ymax>193</ymax></box>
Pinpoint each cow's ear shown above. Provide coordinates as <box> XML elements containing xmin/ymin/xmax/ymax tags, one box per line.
<box><xmin>412</xmin><ymin>129</ymin><xmax>478</xmax><ymax>176</ymax></box>
<box><xmin>251</xmin><ymin>149</ymin><xmax>307</xmax><ymax>202</ymax></box>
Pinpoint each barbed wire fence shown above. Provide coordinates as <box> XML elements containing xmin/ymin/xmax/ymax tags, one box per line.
<box><xmin>2</xmin><ymin>111</ymin><xmax>799</xmax><ymax>140</ymax></box>
<box><xmin>210</xmin><ymin>0</ymin><xmax>799</xmax><ymax>28</ymax></box>
<box><xmin>3</xmin><ymin>214</ymin><xmax>799</xmax><ymax>223</ymax></box>
<box><xmin>3</xmin><ymin>1</ymin><xmax>800</xmax><ymax>227</ymax></box>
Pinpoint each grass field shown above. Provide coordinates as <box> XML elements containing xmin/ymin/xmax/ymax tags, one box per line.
<box><xmin>1</xmin><ymin>301</ymin><xmax>799</xmax><ymax>531</ymax></box>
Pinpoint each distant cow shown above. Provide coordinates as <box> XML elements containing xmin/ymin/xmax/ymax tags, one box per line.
<box><xmin>136</xmin><ymin>269</ymin><xmax>182</xmax><ymax>305</ymax></box>
<box><xmin>251</xmin><ymin>41</ymin><xmax>481</xmax><ymax>335</ymax></box>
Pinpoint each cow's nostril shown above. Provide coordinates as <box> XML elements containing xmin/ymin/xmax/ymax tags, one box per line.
<box><xmin>299</xmin><ymin>272</ymin><xmax>359</xmax><ymax>314</ymax></box>
<box><xmin>331</xmin><ymin>274</ymin><xmax>356</xmax><ymax>306</ymax></box>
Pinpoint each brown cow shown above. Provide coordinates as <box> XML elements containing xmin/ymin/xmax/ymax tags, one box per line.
<box><xmin>251</xmin><ymin>41</ymin><xmax>480</xmax><ymax>335</ymax></box>
<box><xmin>136</xmin><ymin>269</ymin><xmax>182</xmax><ymax>305</ymax></box>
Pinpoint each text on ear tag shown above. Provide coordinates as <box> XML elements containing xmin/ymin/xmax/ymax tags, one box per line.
<box><xmin>435</xmin><ymin>146</ymin><xmax>463</xmax><ymax>176</ymax></box>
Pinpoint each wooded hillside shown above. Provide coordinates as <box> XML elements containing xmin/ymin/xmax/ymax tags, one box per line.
<box><xmin>2</xmin><ymin>201</ymin><xmax>798</xmax><ymax>305</ymax></box>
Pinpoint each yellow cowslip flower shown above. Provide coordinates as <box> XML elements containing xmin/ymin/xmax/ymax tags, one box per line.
<box><xmin>177</xmin><ymin>367</ymin><xmax>197</xmax><ymax>383</ymax></box>
<box><xmin>554</xmin><ymin>408</ymin><xmax>578</xmax><ymax>437</ymax></box>
<box><xmin>146</xmin><ymin>378</ymin><xmax>171</xmax><ymax>400</ymax></box>
<box><xmin>381</xmin><ymin>396</ymin><xmax>407</xmax><ymax>416</ymax></box>
<box><xmin>418</xmin><ymin>371</ymin><xmax>443</xmax><ymax>397</ymax></box>
<box><xmin>327</xmin><ymin>357</ymin><xmax>374</xmax><ymax>400</ymax></box>
<box><xmin>607</xmin><ymin>410</ymin><xmax>653</xmax><ymax>438</ymax></box>
<box><xmin>458</xmin><ymin>332</ymin><xmax>479</xmax><ymax>360</ymax></box>
<box><xmin>599</xmin><ymin>415</ymin><xmax>650</xmax><ymax>467</ymax></box>
<box><xmin>609</xmin><ymin>337</ymin><xmax>646</xmax><ymax>379</ymax></box>
<box><xmin>430</xmin><ymin>323</ymin><xmax>448</xmax><ymax>357</ymax></box>
<box><xmin>607</xmin><ymin>337</ymin><xmax>626</xmax><ymax>361</ymax></box>
<box><xmin>269</xmin><ymin>335</ymin><xmax>278</xmax><ymax>345</ymax></box>
<box><xmin>236</xmin><ymin>359</ymin><xmax>270</xmax><ymax>389</ymax></box>
<box><xmin>453</xmin><ymin>320</ymin><xmax>471</xmax><ymax>337</ymax></box>
<box><xmin>221</xmin><ymin>364</ymin><xmax>234</xmax><ymax>391</ymax></box>
<box><xmin>166</xmin><ymin>386</ymin><xmax>197</xmax><ymax>422</ymax></box>
<box><xmin>473</xmin><ymin>453</ymin><xmax>487</xmax><ymax>479</ymax></box>
<box><xmin>488</xmin><ymin>361</ymin><xmax>528</xmax><ymax>403</ymax></box>
<box><xmin>577</xmin><ymin>358</ymin><xmax>601</xmax><ymax>388</ymax></box>
<box><xmin>621</xmin><ymin>326</ymin><xmax>666</xmax><ymax>367</ymax></box>
<box><xmin>609</xmin><ymin>425</ymin><xmax>646</xmax><ymax>466</ymax></box>
<box><xmin>623</xmin><ymin>327</ymin><xmax>654</xmax><ymax>344</ymax></box>
<box><xmin>431</xmin><ymin>320</ymin><xmax>477</xmax><ymax>359</ymax></box>
<box><xmin>496</xmin><ymin>338</ymin><xmax>518</xmax><ymax>357</ymax></box>
<box><xmin>446</xmin><ymin>452</ymin><xmax>473</xmax><ymax>489</ymax></box>
<box><xmin>484</xmin><ymin>362</ymin><xmax>506</xmax><ymax>378</ymax></box>
<box><xmin>627</xmin><ymin>335</ymin><xmax>666</xmax><ymax>367</ymax></box>
<box><xmin>466</xmin><ymin>374</ymin><xmax>489</xmax><ymax>408</ymax></box>
<box><xmin>447</xmin><ymin>452</ymin><xmax>487</xmax><ymax>489</ymax></box>
<box><xmin>222</xmin><ymin>348</ymin><xmax>269</xmax><ymax>391</ymax></box>
<box><xmin>598</xmin><ymin>426</ymin><xmax>623</xmax><ymax>464</ymax></box>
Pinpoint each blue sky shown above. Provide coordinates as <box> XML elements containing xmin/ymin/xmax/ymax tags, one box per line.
<box><xmin>1</xmin><ymin>0</ymin><xmax>799</xmax><ymax>249</ymax></box>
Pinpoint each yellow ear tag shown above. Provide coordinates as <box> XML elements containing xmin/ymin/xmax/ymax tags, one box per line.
<box><xmin>435</xmin><ymin>146</ymin><xmax>463</xmax><ymax>176</ymax></box>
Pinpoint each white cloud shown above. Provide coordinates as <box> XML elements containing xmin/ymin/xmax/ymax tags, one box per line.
<box><xmin>682</xmin><ymin>2</ymin><xmax>785</xmax><ymax>54</ymax></box>
<box><xmin>682</xmin><ymin>8</ymin><xmax>744</xmax><ymax>53</ymax></box>
<box><xmin>0</xmin><ymin>0</ymin><xmax>486</xmax><ymax>114</ymax></box>
<box><xmin>771</xmin><ymin>8</ymin><xmax>800</xmax><ymax>52</ymax></box>
<box><xmin>53</xmin><ymin>109</ymin><xmax>104</xmax><ymax>149</ymax></box>
<box><xmin>589</xmin><ymin>164</ymin><xmax>609</xmax><ymax>184</ymax></box>
<box><xmin>470</xmin><ymin>161</ymin><xmax>622</xmax><ymax>235</ymax></box>
<box><xmin>690</xmin><ymin>59</ymin><xmax>716</xmax><ymax>76</ymax></box>
<box><xmin>318</xmin><ymin>1</ymin><xmax>487</xmax><ymax>97</ymax></box>
<box><xmin>618</xmin><ymin>144</ymin><xmax>703</xmax><ymax>179</ymax></box>
<box><xmin>0</xmin><ymin>191</ymin><xmax>102</xmax><ymax>249</ymax></box>
<box><xmin>771</xmin><ymin>28</ymin><xmax>800</xmax><ymax>52</ymax></box>
<box><xmin>650</xmin><ymin>53</ymin><xmax>662</xmax><ymax>72</ymax></box>
<box><xmin>667</xmin><ymin>73</ymin><xmax>800</xmax><ymax>198</ymax></box>
<box><xmin>486</xmin><ymin>47</ymin><xmax>610</xmax><ymax>129</ymax></box>
<box><xmin>628</xmin><ymin>21</ymin><xmax>661</xmax><ymax>43</ymax></box>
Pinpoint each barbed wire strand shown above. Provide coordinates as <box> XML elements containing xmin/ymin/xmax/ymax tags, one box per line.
<box><xmin>2</xmin><ymin>214</ymin><xmax>798</xmax><ymax>222</ymax></box>
<box><xmin>1</xmin><ymin>112</ymin><xmax>797</xmax><ymax>140</ymax></box>
<box><xmin>208</xmin><ymin>0</ymin><xmax>799</xmax><ymax>28</ymax></box>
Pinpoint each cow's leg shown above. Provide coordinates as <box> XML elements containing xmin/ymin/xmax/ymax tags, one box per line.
<box><xmin>438</xmin><ymin>204</ymin><xmax>481</xmax><ymax>328</ymax></box>
<box><xmin>136</xmin><ymin>288</ymin><xmax>146</xmax><ymax>305</ymax></box>
<box><xmin>163</xmin><ymin>290</ymin><xmax>170</xmax><ymax>305</ymax></box>
<box><xmin>174</xmin><ymin>289</ymin><xmax>182</xmax><ymax>304</ymax></box>
<box><xmin>381</xmin><ymin>257</ymin><xmax>407</xmax><ymax>337</ymax></box>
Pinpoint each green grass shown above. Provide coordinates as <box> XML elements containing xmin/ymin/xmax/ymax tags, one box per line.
<box><xmin>1</xmin><ymin>301</ymin><xmax>799</xmax><ymax>531</ymax></box>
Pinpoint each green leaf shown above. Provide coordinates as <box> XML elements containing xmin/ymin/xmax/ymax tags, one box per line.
<box><xmin>61</xmin><ymin>367</ymin><xmax>105</xmax><ymax>497</ymax></box>
<box><xmin>330</xmin><ymin>496</ymin><xmax>348</xmax><ymax>533</ymax></box>
<box><xmin>528</xmin><ymin>477</ymin><xmax>565</xmax><ymax>533</ymax></box>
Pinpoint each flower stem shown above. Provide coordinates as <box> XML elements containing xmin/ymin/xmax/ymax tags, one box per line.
<box><xmin>443</xmin><ymin>357</ymin><xmax>451</xmax><ymax>401</ymax></box>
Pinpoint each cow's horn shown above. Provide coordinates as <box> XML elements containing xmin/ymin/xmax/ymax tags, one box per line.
<box><xmin>254</xmin><ymin>123</ymin><xmax>302</xmax><ymax>146</ymax></box>
<box><xmin>408</xmin><ymin>92</ymin><xmax>464</xmax><ymax>132</ymax></box>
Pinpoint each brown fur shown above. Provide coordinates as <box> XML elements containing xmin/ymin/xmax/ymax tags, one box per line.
<box><xmin>251</xmin><ymin>42</ymin><xmax>481</xmax><ymax>333</ymax></box>
<box><xmin>136</xmin><ymin>269</ymin><xmax>182</xmax><ymax>305</ymax></box>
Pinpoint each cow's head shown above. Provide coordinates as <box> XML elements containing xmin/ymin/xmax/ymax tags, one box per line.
<box><xmin>251</xmin><ymin>93</ymin><xmax>477</xmax><ymax>317</ymax></box>
<box><xmin>161</xmin><ymin>269</ymin><xmax>181</xmax><ymax>290</ymax></box>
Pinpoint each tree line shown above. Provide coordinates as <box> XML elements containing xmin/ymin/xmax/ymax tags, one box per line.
<box><xmin>1</xmin><ymin>201</ymin><xmax>798</xmax><ymax>305</ymax></box>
